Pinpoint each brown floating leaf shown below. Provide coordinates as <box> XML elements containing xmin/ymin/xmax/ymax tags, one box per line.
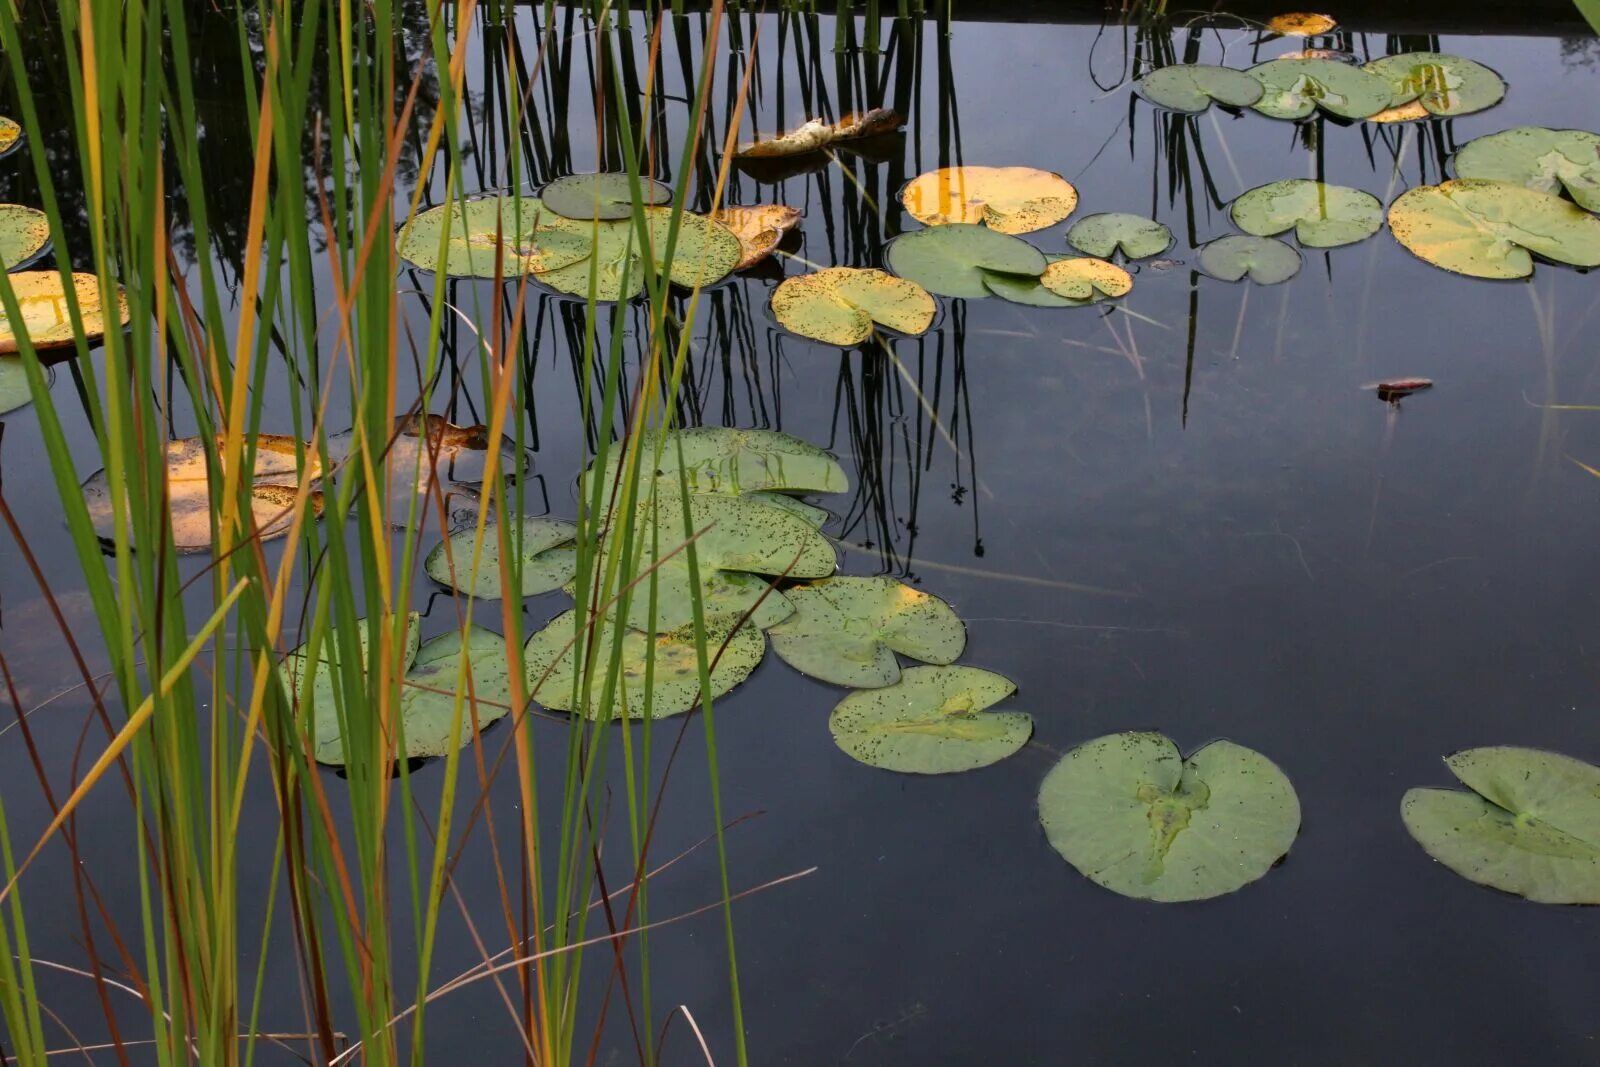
<box><xmin>737</xmin><ymin>108</ymin><xmax>904</xmax><ymax>159</ymax></box>
<box><xmin>1265</xmin><ymin>12</ymin><xmax>1338</xmax><ymax>35</ymax></box>
<box><xmin>712</xmin><ymin>204</ymin><xmax>803</xmax><ymax>269</ymax></box>
<box><xmin>1363</xmin><ymin>377</ymin><xmax>1433</xmax><ymax>402</ymax></box>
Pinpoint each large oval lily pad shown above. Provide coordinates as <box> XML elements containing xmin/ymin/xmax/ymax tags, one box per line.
<box><xmin>712</xmin><ymin>204</ymin><xmax>802</xmax><ymax>269</ymax></box>
<box><xmin>0</xmin><ymin>117</ymin><xmax>21</xmax><ymax>161</ymax></box>
<box><xmin>1388</xmin><ymin>179</ymin><xmax>1600</xmax><ymax>279</ymax></box>
<box><xmin>1134</xmin><ymin>64</ymin><xmax>1264</xmax><ymax>114</ymax></box>
<box><xmin>828</xmin><ymin>665</ymin><xmax>1030</xmax><ymax>773</ymax></box>
<box><xmin>525</xmin><ymin>608</ymin><xmax>764</xmax><ymax>720</ymax></box>
<box><xmin>395</xmin><ymin>196</ymin><xmax>591</xmax><ymax>277</ymax></box>
<box><xmin>1230</xmin><ymin>180</ymin><xmax>1383</xmax><ymax>248</ymax></box>
<box><xmin>1363</xmin><ymin>52</ymin><xmax>1504</xmax><ymax>118</ymax></box>
<box><xmin>769</xmin><ymin>576</ymin><xmax>965</xmax><ymax>688</ymax></box>
<box><xmin>1197</xmin><ymin>235</ymin><xmax>1302</xmax><ymax>284</ymax></box>
<box><xmin>1066</xmin><ymin>213</ymin><xmax>1173</xmax><ymax>260</ymax></box>
<box><xmin>324</xmin><ymin>414</ymin><xmax>527</xmax><ymax>527</ymax></box>
<box><xmin>1038</xmin><ymin>732</ymin><xmax>1301</xmax><ymax>902</ymax></box>
<box><xmin>425</xmin><ymin>516</ymin><xmax>578</xmax><ymax>600</ymax></box>
<box><xmin>1401</xmin><ymin>746</ymin><xmax>1600</xmax><ymax>904</ymax></box>
<box><xmin>538</xmin><ymin>209</ymin><xmax>740</xmax><ymax>301</ymax></box>
<box><xmin>540</xmin><ymin>172</ymin><xmax>672</xmax><ymax>221</ymax></box>
<box><xmin>279</xmin><ymin>613</ymin><xmax>421</xmax><ymax>765</ymax></box>
<box><xmin>585</xmin><ymin>426</ymin><xmax>848</xmax><ymax>503</ymax></box>
<box><xmin>885</xmin><ymin>224</ymin><xmax>1048</xmax><ymax>299</ymax></box>
<box><xmin>771</xmin><ymin>267</ymin><xmax>934</xmax><ymax>344</ymax></box>
<box><xmin>900</xmin><ymin>166</ymin><xmax>1078</xmax><ymax>235</ymax></box>
<box><xmin>0</xmin><ymin>206</ymin><xmax>50</xmax><ymax>271</ymax></box>
<box><xmin>0</xmin><ymin>271</ymin><xmax>131</xmax><ymax>355</ymax></box>
<box><xmin>1453</xmin><ymin>127</ymin><xmax>1600</xmax><ymax>213</ymax></box>
<box><xmin>1247</xmin><ymin>58</ymin><xmax>1393</xmax><ymax>120</ymax></box>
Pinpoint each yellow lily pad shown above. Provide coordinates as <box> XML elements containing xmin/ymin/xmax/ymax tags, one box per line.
<box><xmin>900</xmin><ymin>166</ymin><xmax>1078</xmax><ymax>235</ymax></box>
<box><xmin>0</xmin><ymin>271</ymin><xmax>131</xmax><ymax>355</ymax></box>
<box><xmin>1038</xmin><ymin>257</ymin><xmax>1133</xmax><ymax>303</ymax></box>
<box><xmin>1265</xmin><ymin>12</ymin><xmax>1337</xmax><ymax>35</ymax></box>
<box><xmin>771</xmin><ymin>267</ymin><xmax>934</xmax><ymax>346</ymax></box>
<box><xmin>0</xmin><ymin>117</ymin><xmax>21</xmax><ymax>160</ymax></box>
<box><xmin>1388</xmin><ymin>179</ymin><xmax>1600</xmax><ymax>279</ymax></box>
<box><xmin>711</xmin><ymin>204</ymin><xmax>803</xmax><ymax>269</ymax></box>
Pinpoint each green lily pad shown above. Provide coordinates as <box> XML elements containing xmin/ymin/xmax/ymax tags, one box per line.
<box><xmin>1388</xmin><ymin>179</ymin><xmax>1600</xmax><ymax>279</ymax></box>
<box><xmin>1364</xmin><ymin>52</ymin><xmax>1504</xmax><ymax>118</ymax></box>
<box><xmin>769</xmin><ymin>576</ymin><xmax>965</xmax><ymax>688</ymax></box>
<box><xmin>1401</xmin><ymin>746</ymin><xmax>1600</xmax><ymax>904</ymax></box>
<box><xmin>0</xmin><ymin>206</ymin><xmax>50</xmax><ymax>271</ymax></box>
<box><xmin>583</xmin><ymin>427</ymin><xmax>848</xmax><ymax>503</ymax></box>
<box><xmin>1038</xmin><ymin>732</ymin><xmax>1302</xmax><ymax>902</ymax></box>
<box><xmin>1133</xmin><ymin>64</ymin><xmax>1264</xmax><ymax>114</ymax></box>
<box><xmin>982</xmin><ymin>253</ymin><xmax>1082</xmax><ymax>308</ymax></box>
<box><xmin>397</xmin><ymin>625</ymin><xmax>515</xmax><ymax>758</ymax></box>
<box><xmin>1197</xmin><ymin>235</ymin><xmax>1302</xmax><ymax>284</ymax></box>
<box><xmin>828</xmin><ymin>665</ymin><xmax>1030</xmax><ymax>773</ymax></box>
<box><xmin>424</xmin><ymin>516</ymin><xmax>578</xmax><ymax>600</ymax></box>
<box><xmin>770</xmin><ymin>267</ymin><xmax>936</xmax><ymax>345</ymax></box>
<box><xmin>280</xmin><ymin>614</ymin><xmax>422</xmax><ymax>765</ymax></box>
<box><xmin>1230</xmin><ymin>180</ymin><xmax>1383</xmax><ymax>248</ymax></box>
<box><xmin>885</xmin><ymin>224</ymin><xmax>1048</xmax><ymax>299</ymax></box>
<box><xmin>395</xmin><ymin>196</ymin><xmax>591</xmax><ymax>278</ymax></box>
<box><xmin>324</xmin><ymin>414</ymin><xmax>526</xmax><ymax>528</ymax></box>
<box><xmin>745</xmin><ymin>491</ymin><xmax>829</xmax><ymax>530</ymax></box>
<box><xmin>540</xmin><ymin>172</ymin><xmax>672</xmax><ymax>221</ymax></box>
<box><xmin>524</xmin><ymin>608</ymin><xmax>764</xmax><ymax>720</ymax></box>
<box><xmin>0</xmin><ymin>356</ymin><xmax>37</xmax><ymax>414</ymax></box>
<box><xmin>538</xmin><ymin>208</ymin><xmax>741</xmax><ymax>301</ymax></box>
<box><xmin>1454</xmin><ymin>127</ymin><xmax>1600</xmax><ymax>213</ymax></box>
<box><xmin>1066</xmin><ymin>213</ymin><xmax>1174</xmax><ymax>260</ymax></box>
<box><xmin>1247</xmin><ymin>58</ymin><xmax>1394</xmax><ymax>120</ymax></box>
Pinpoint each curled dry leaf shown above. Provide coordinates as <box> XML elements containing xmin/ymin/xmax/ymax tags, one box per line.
<box><xmin>737</xmin><ymin>108</ymin><xmax>904</xmax><ymax>159</ymax></box>
<box><xmin>1265</xmin><ymin>11</ymin><xmax>1338</xmax><ymax>35</ymax></box>
<box><xmin>900</xmin><ymin>166</ymin><xmax>1079</xmax><ymax>235</ymax></box>
<box><xmin>771</xmin><ymin>267</ymin><xmax>935</xmax><ymax>345</ymax></box>
<box><xmin>1363</xmin><ymin>377</ymin><xmax>1433</xmax><ymax>402</ymax></box>
<box><xmin>0</xmin><ymin>271</ymin><xmax>132</xmax><ymax>356</ymax></box>
<box><xmin>0</xmin><ymin>117</ymin><xmax>20</xmax><ymax>160</ymax></box>
<box><xmin>712</xmin><ymin>204</ymin><xmax>803</xmax><ymax>269</ymax></box>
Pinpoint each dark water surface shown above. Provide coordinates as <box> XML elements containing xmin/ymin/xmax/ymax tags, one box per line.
<box><xmin>3</xmin><ymin>8</ymin><xmax>1600</xmax><ymax>1065</ymax></box>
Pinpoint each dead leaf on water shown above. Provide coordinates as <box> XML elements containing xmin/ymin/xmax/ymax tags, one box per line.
<box><xmin>1265</xmin><ymin>12</ymin><xmax>1338</xmax><ymax>35</ymax></box>
<box><xmin>712</xmin><ymin>204</ymin><xmax>803</xmax><ymax>269</ymax></box>
<box><xmin>737</xmin><ymin>108</ymin><xmax>904</xmax><ymax>159</ymax></box>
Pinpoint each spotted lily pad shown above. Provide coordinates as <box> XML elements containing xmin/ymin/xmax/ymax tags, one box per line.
<box><xmin>828</xmin><ymin>665</ymin><xmax>1030</xmax><ymax>773</ymax></box>
<box><xmin>885</xmin><ymin>224</ymin><xmax>1048</xmax><ymax>299</ymax></box>
<box><xmin>1066</xmin><ymin>213</ymin><xmax>1173</xmax><ymax>260</ymax></box>
<box><xmin>0</xmin><ymin>118</ymin><xmax>21</xmax><ymax>161</ymax></box>
<box><xmin>712</xmin><ymin>204</ymin><xmax>803</xmax><ymax>268</ymax></box>
<box><xmin>771</xmin><ymin>267</ymin><xmax>935</xmax><ymax>344</ymax></box>
<box><xmin>1388</xmin><ymin>179</ymin><xmax>1600</xmax><ymax>279</ymax></box>
<box><xmin>769</xmin><ymin>576</ymin><xmax>965</xmax><ymax>688</ymax></box>
<box><xmin>1247</xmin><ymin>58</ymin><xmax>1393</xmax><ymax>120</ymax></box>
<box><xmin>425</xmin><ymin>516</ymin><xmax>578</xmax><ymax>600</ymax></box>
<box><xmin>1401</xmin><ymin>746</ymin><xmax>1600</xmax><ymax>904</ymax></box>
<box><xmin>281</xmin><ymin>614</ymin><xmax>422</xmax><ymax>764</ymax></box>
<box><xmin>1454</xmin><ymin>127</ymin><xmax>1600</xmax><ymax>213</ymax></box>
<box><xmin>0</xmin><ymin>206</ymin><xmax>50</xmax><ymax>271</ymax></box>
<box><xmin>395</xmin><ymin>196</ymin><xmax>591</xmax><ymax>277</ymax></box>
<box><xmin>746</xmin><ymin>491</ymin><xmax>829</xmax><ymax>529</ymax></box>
<box><xmin>981</xmin><ymin>253</ymin><xmax>1085</xmax><ymax>308</ymax></box>
<box><xmin>1230</xmin><ymin>180</ymin><xmax>1383</xmax><ymax>248</ymax></box>
<box><xmin>900</xmin><ymin>166</ymin><xmax>1078</xmax><ymax>235</ymax></box>
<box><xmin>525</xmin><ymin>608</ymin><xmax>764</xmax><ymax>720</ymax></box>
<box><xmin>0</xmin><ymin>271</ymin><xmax>130</xmax><ymax>355</ymax></box>
<box><xmin>324</xmin><ymin>414</ymin><xmax>526</xmax><ymax>527</ymax></box>
<box><xmin>1038</xmin><ymin>256</ymin><xmax>1134</xmax><ymax>303</ymax></box>
<box><xmin>1197</xmin><ymin>235</ymin><xmax>1302</xmax><ymax>284</ymax></box>
<box><xmin>538</xmin><ymin>208</ymin><xmax>740</xmax><ymax>301</ymax></box>
<box><xmin>1265</xmin><ymin>11</ymin><xmax>1337</xmax><ymax>35</ymax></box>
<box><xmin>585</xmin><ymin>427</ymin><xmax>848</xmax><ymax>503</ymax></box>
<box><xmin>1038</xmin><ymin>732</ymin><xmax>1302</xmax><ymax>902</ymax></box>
<box><xmin>1364</xmin><ymin>52</ymin><xmax>1504</xmax><ymax>118</ymax></box>
<box><xmin>1134</xmin><ymin>65</ymin><xmax>1264</xmax><ymax>114</ymax></box>
<box><xmin>540</xmin><ymin>172</ymin><xmax>672</xmax><ymax>221</ymax></box>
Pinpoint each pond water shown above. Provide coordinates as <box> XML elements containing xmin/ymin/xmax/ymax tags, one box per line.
<box><xmin>2</xmin><ymin>5</ymin><xmax>1600</xmax><ymax>1064</ymax></box>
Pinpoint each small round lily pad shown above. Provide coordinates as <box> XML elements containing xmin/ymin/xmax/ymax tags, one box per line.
<box><xmin>0</xmin><ymin>205</ymin><xmax>50</xmax><ymax>271</ymax></box>
<box><xmin>1230</xmin><ymin>180</ymin><xmax>1383</xmax><ymax>248</ymax></box>
<box><xmin>279</xmin><ymin>614</ymin><xmax>422</xmax><ymax>765</ymax></box>
<box><xmin>1388</xmin><ymin>179</ymin><xmax>1600</xmax><ymax>279</ymax></box>
<box><xmin>828</xmin><ymin>665</ymin><xmax>1031</xmax><ymax>774</ymax></box>
<box><xmin>1402</xmin><ymin>746</ymin><xmax>1600</xmax><ymax>904</ymax></box>
<box><xmin>1038</xmin><ymin>732</ymin><xmax>1302</xmax><ymax>902</ymax></box>
<box><xmin>585</xmin><ymin>426</ymin><xmax>848</xmax><ymax>502</ymax></box>
<box><xmin>0</xmin><ymin>357</ymin><xmax>40</xmax><ymax>415</ymax></box>
<box><xmin>395</xmin><ymin>196</ymin><xmax>591</xmax><ymax>277</ymax></box>
<box><xmin>425</xmin><ymin>516</ymin><xmax>578</xmax><ymax>600</ymax></box>
<box><xmin>712</xmin><ymin>203</ymin><xmax>802</xmax><ymax>269</ymax></box>
<box><xmin>1363</xmin><ymin>52</ymin><xmax>1504</xmax><ymax>118</ymax></box>
<box><xmin>397</xmin><ymin>625</ymin><xmax>515</xmax><ymax>758</ymax></box>
<box><xmin>1197</xmin><ymin>235</ymin><xmax>1302</xmax><ymax>284</ymax></box>
<box><xmin>885</xmin><ymin>224</ymin><xmax>1048</xmax><ymax>299</ymax></box>
<box><xmin>0</xmin><ymin>118</ymin><xmax>21</xmax><ymax>161</ymax></box>
<box><xmin>538</xmin><ymin>209</ymin><xmax>740</xmax><ymax>301</ymax></box>
<box><xmin>0</xmin><ymin>271</ymin><xmax>130</xmax><ymax>355</ymax></box>
<box><xmin>1453</xmin><ymin>127</ymin><xmax>1600</xmax><ymax>213</ymax></box>
<box><xmin>1037</xmin><ymin>256</ymin><xmax>1134</xmax><ymax>303</ymax></box>
<box><xmin>769</xmin><ymin>576</ymin><xmax>965</xmax><ymax>688</ymax></box>
<box><xmin>1066</xmin><ymin>213</ymin><xmax>1173</xmax><ymax>260</ymax></box>
<box><xmin>540</xmin><ymin>172</ymin><xmax>672</xmax><ymax>221</ymax></box>
<box><xmin>771</xmin><ymin>267</ymin><xmax>935</xmax><ymax>345</ymax></box>
<box><xmin>1247</xmin><ymin>58</ymin><xmax>1393</xmax><ymax>120</ymax></box>
<box><xmin>1134</xmin><ymin>65</ymin><xmax>1264</xmax><ymax>114</ymax></box>
<box><xmin>900</xmin><ymin>166</ymin><xmax>1079</xmax><ymax>234</ymax></box>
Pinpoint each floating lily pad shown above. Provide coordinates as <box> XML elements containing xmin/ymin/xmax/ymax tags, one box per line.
<box><xmin>281</xmin><ymin>614</ymin><xmax>422</xmax><ymax>765</ymax></box>
<box><xmin>1247</xmin><ymin>58</ymin><xmax>1393</xmax><ymax>120</ymax></box>
<box><xmin>738</xmin><ymin>108</ymin><xmax>903</xmax><ymax>158</ymax></box>
<box><xmin>1230</xmin><ymin>180</ymin><xmax>1383</xmax><ymax>248</ymax></box>
<box><xmin>425</xmin><ymin>516</ymin><xmax>578</xmax><ymax>599</ymax></box>
<box><xmin>83</xmin><ymin>434</ymin><xmax>321</xmax><ymax>552</ymax></box>
<box><xmin>712</xmin><ymin>203</ymin><xmax>803</xmax><ymax>269</ymax></box>
<box><xmin>1388</xmin><ymin>179</ymin><xmax>1600</xmax><ymax>279</ymax></box>
<box><xmin>0</xmin><ymin>357</ymin><xmax>37</xmax><ymax>415</ymax></box>
<box><xmin>540</xmin><ymin>172</ymin><xmax>672</xmax><ymax>221</ymax></box>
<box><xmin>1038</xmin><ymin>732</ymin><xmax>1302</xmax><ymax>902</ymax></box>
<box><xmin>885</xmin><ymin>224</ymin><xmax>1048</xmax><ymax>299</ymax></box>
<box><xmin>1265</xmin><ymin>11</ymin><xmax>1338</xmax><ymax>35</ymax></box>
<box><xmin>394</xmin><ymin>625</ymin><xmax>515</xmax><ymax>758</ymax></box>
<box><xmin>828</xmin><ymin>665</ymin><xmax>1030</xmax><ymax>773</ymax></box>
<box><xmin>585</xmin><ymin>427</ymin><xmax>848</xmax><ymax>503</ymax></box>
<box><xmin>538</xmin><ymin>208</ymin><xmax>740</xmax><ymax>301</ymax></box>
<box><xmin>769</xmin><ymin>576</ymin><xmax>965</xmax><ymax>688</ymax></box>
<box><xmin>1367</xmin><ymin>100</ymin><xmax>1432</xmax><ymax>124</ymax></box>
<box><xmin>395</xmin><ymin>196</ymin><xmax>591</xmax><ymax>277</ymax></box>
<box><xmin>1401</xmin><ymin>746</ymin><xmax>1600</xmax><ymax>904</ymax></box>
<box><xmin>900</xmin><ymin>166</ymin><xmax>1079</xmax><ymax>235</ymax></box>
<box><xmin>1454</xmin><ymin>127</ymin><xmax>1600</xmax><ymax>213</ymax></box>
<box><xmin>745</xmin><ymin>491</ymin><xmax>829</xmax><ymax>530</ymax></box>
<box><xmin>1364</xmin><ymin>52</ymin><xmax>1504</xmax><ymax>118</ymax></box>
<box><xmin>0</xmin><ymin>271</ymin><xmax>131</xmax><ymax>355</ymax></box>
<box><xmin>0</xmin><ymin>117</ymin><xmax>21</xmax><ymax>160</ymax></box>
<box><xmin>525</xmin><ymin>608</ymin><xmax>764</xmax><ymax>720</ymax></box>
<box><xmin>771</xmin><ymin>266</ymin><xmax>935</xmax><ymax>344</ymax></box>
<box><xmin>981</xmin><ymin>253</ymin><xmax>1085</xmax><ymax>307</ymax></box>
<box><xmin>1038</xmin><ymin>256</ymin><xmax>1134</xmax><ymax>303</ymax></box>
<box><xmin>324</xmin><ymin>414</ymin><xmax>526</xmax><ymax>526</ymax></box>
<box><xmin>1066</xmin><ymin>213</ymin><xmax>1174</xmax><ymax>260</ymax></box>
<box><xmin>1134</xmin><ymin>65</ymin><xmax>1265</xmax><ymax>114</ymax></box>
<box><xmin>0</xmin><ymin>206</ymin><xmax>50</xmax><ymax>271</ymax></box>
<box><xmin>1197</xmin><ymin>235</ymin><xmax>1302</xmax><ymax>284</ymax></box>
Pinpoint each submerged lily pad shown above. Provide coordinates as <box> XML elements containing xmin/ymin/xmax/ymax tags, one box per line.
<box><xmin>900</xmin><ymin>166</ymin><xmax>1079</xmax><ymax>235</ymax></box>
<box><xmin>1454</xmin><ymin>127</ymin><xmax>1600</xmax><ymax>213</ymax></box>
<box><xmin>1066</xmin><ymin>213</ymin><xmax>1174</xmax><ymax>260</ymax></box>
<box><xmin>0</xmin><ymin>271</ymin><xmax>131</xmax><ymax>355</ymax></box>
<box><xmin>769</xmin><ymin>576</ymin><xmax>965</xmax><ymax>688</ymax></box>
<box><xmin>525</xmin><ymin>608</ymin><xmax>764</xmax><ymax>720</ymax></box>
<box><xmin>538</xmin><ymin>208</ymin><xmax>740</xmax><ymax>301</ymax></box>
<box><xmin>1364</xmin><ymin>52</ymin><xmax>1504</xmax><ymax>118</ymax></box>
<box><xmin>1247</xmin><ymin>58</ymin><xmax>1393</xmax><ymax>120</ymax></box>
<box><xmin>395</xmin><ymin>196</ymin><xmax>591</xmax><ymax>277</ymax></box>
<box><xmin>1197</xmin><ymin>235</ymin><xmax>1302</xmax><ymax>284</ymax></box>
<box><xmin>1230</xmin><ymin>180</ymin><xmax>1383</xmax><ymax>248</ymax></box>
<box><xmin>885</xmin><ymin>224</ymin><xmax>1048</xmax><ymax>299</ymax></box>
<box><xmin>712</xmin><ymin>204</ymin><xmax>803</xmax><ymax>268</ymax></box>
<box><xmin>425</xmin><ymin>516</ymin><xmax>578</xmax><ymax>600</ymax></box>
<box><xmin>1134</xmin><ymin>65</ymin><xmax>1264</xmax><ymax>114</ymax></box>
<box><xmin>0</xmin><ymin>357</ymin><xmax>37</xmax><ymax>415</ymax></box>
<box><xmin>281</xmin><ymin>615</ymin><xmax>422</xmax><ymax>765</ymax></box>
<box><xmin>0</xmin><ymin>118</ymin><xmax>21</xmax><ymax>160</ymax></box>
<box><xmin>1402</xmin><ymin>746</ymin><xmax>1600</xmax><ymax>904</ymax></box>
<box><xmin>771</xmin><ymin>267</ymin><xmax>935</xmax><ymax>344</ymax></box>
<box><xmin>1265</xmin><ymin>11</ymin><xmax>1338</xmax><ymax>35</ymax></box>
<box><xmin>0</xmin><ymin>206</ymin><xmax>50</xmax><ymax>271</ymax></box>
<box><xmin>540</xmin><ymin>172</ymin><xmax>672</xmax><ymax>221</ymax></box>
<box><xmin>828</xmin><ymin>665</ymin><xmax>1030</xmax><ymax>773</ymax></box>
<box><xmin>585</xmin><ymin>427</ymin><xmax>848</xmax><ymax>502</ymax></box>
<box><xmin>1367</xmin><ymin>100</ymin><xmax>1433</xmax><ymax>124</ymax></box>
<box><xmin>324</xmin><ymin>414</ymin><xmax>526</xmax><ymax>526</ymax></box>
<box><xmin>1038</xmin><ymin>732</ymin><xmax>1302</xmax><ymax>902</ymax></box>
<box><xmin>1388</xmin><ymin>179</ymin><xmax>1600</xmax><ymax>279</ymax></box>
